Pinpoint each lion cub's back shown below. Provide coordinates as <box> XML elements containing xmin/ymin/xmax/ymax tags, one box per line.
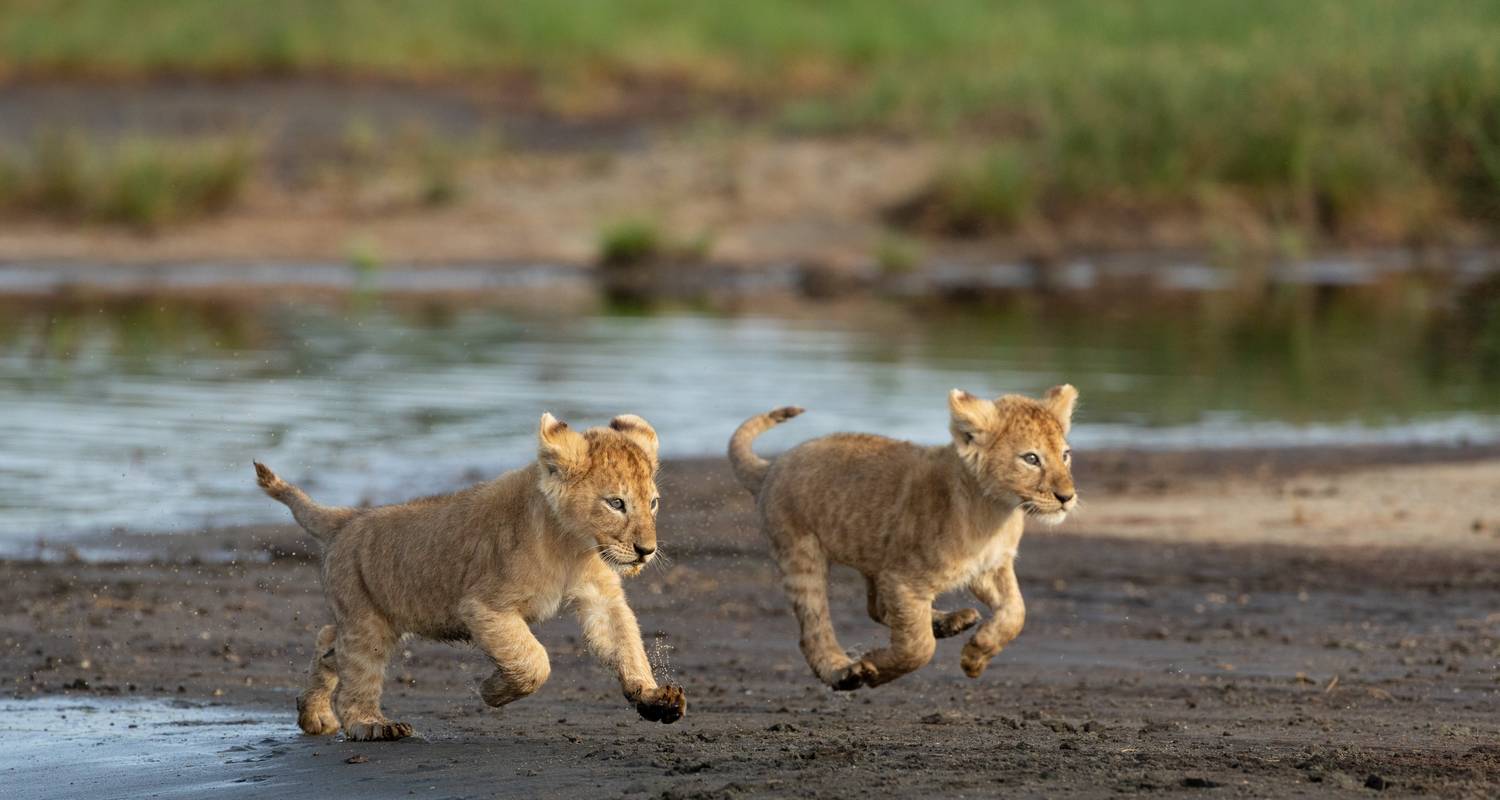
<box><xmin>767</xmin><ymin>431</ymin><xmax>925</xmax><ymax>490</ymax></box>
<box><xmin>760</xmin><ymin>433</ymin><xmax>929</xmax><ymax>557</ymax></box>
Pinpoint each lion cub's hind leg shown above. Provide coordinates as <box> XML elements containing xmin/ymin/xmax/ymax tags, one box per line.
<box><xmin>861</xmin><ymin>578</ymin><xmax>939</xmax><ymax>687</ymax></box>
<box><xmin>772</xmin><ymin>531</ymin><xmax>875</xmax><ymax>691</ymax></box>
<box><xmin>332</xmin><ymin>614</ymin><xmax>414</xmax><ymax>741</ymax></box>
<box><xmin>932</xmin><ymin>607</ymin><xmax>983</xmax><ymax>639</ymax></box>
<box><xmin>864</xmin><ymin>577</ymin><xmax>980</xmax><ymax>640</ymax></box>
<box><xmin>296</xmin><ymin>624</ymin><xmax>341</xmax><ymax>735</ymax></box>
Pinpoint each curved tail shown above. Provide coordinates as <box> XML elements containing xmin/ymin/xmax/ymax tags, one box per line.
<box><xmin>253</xmin><ymin>462</ymin><xmax>357</xmax><ymax>543</ymax></box>
<box><xmin>727</xmin><ymin>406</ymin><xmax>804</xmax><ymax>495</ymax></box>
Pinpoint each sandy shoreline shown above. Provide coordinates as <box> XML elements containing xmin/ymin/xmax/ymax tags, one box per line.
<box><xmin>5</xmin><ymin>449</ymin><xmax>1500</xmax><ymax>797</ymax></box>
<box><xmin>27</xmin><ymin>443</ymin><xmax>1500</xmax><ymax>562</ymax></box>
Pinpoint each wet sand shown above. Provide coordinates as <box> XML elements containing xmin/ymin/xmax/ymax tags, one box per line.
<box><xmin>5</xmin><ymin>450</ymin><xmax>1499</xmax><ymax>798</ymax></box>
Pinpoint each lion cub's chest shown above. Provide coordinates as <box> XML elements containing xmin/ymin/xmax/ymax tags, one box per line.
<box><xmin>948</xmin><ymin>522</ymin><xmax>1022</xmax><ymax>589</ymax></box>
<box><xmin>517</xmin><ymin>561</ymin><xmax>584</xmax><ymax>623</ymax></box>
<box><xmin>522</xmin><ymin>586</ymin><xmax>567</xmax><ymax>623</ymax></box>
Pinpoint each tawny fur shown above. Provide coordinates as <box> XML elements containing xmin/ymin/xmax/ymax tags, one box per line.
<box><xmin>728</xmin><ymin>386</ymin><xmax>1079</xmax><ymax>690</ymax></box>
<box><xmin>257</xmin><ymin>412</ymin><xmax>686</xmax><ymax>741</ymax></box>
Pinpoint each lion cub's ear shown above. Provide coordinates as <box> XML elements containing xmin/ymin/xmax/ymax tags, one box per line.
<box><xmin>609</xmin><ymin>414</ymin><xmax>659</xmax><ymax>463</ymax></box>
<box><xmin>949</xmin><ymin>388</ymin><xmax>1000</xmax><ymax>448</ymax></box>
<box><xmin>1042</xmin><ymin>384</ymin><xmax>1078</xmax><ymax>434</ymax></box>
<box><xmin>538</xmin><ymin>412</ymin><xmax>590</xmax><ymax>477</ymax></box>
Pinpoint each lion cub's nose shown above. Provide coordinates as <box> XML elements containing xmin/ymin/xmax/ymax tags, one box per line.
<box><xmin>1054</xmin><ymin>491</ymin><xmax>1074</xmax><ymax>504</ymax></box>
<box><xmin>634</xmin><ymin>544</ymin><xmax>656</xmax><ymax>559</ymax></box>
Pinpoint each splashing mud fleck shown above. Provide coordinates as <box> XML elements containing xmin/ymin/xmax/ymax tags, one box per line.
<box><xmin>648</xmin><ymin>633</ymin><xmax>676</xmax><ymax>685</ymax></box>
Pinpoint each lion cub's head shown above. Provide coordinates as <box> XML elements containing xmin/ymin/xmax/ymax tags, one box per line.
<box><xmin>948</xmin><ymin>385</ymin><xmax>1078</xmax><ymax>524</ymax></box>
<box><xmin>536</xmin><ymin>412</ymin><xmax>661</xmax><ymax>572</ymax></box>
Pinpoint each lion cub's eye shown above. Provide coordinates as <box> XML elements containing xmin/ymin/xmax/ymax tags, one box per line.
<box><xmin>605</xmin><ymin>497</ymin><xmax>626</xmax><ymax>512</ymax></box>
<box><xmin>1020</xmin><ymin>453</ymin><xmax>1041</xmax><ymax>467</ymax></box>
<box><xmin>1063</xmin><ymin>449</ymin><xmax>1072</xmax><ymax>464</ymax></box>
<box><xmin>650</xmin><ymin>497</ymin><xmax>659</xmax><ymax>511</ymax></box>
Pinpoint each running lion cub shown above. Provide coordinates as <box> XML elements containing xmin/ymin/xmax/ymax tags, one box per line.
<box><xmin>728</xmin><ymin>386</ymin><xmax>1078</xmax><ymax>690</ymax></box>
<box><xmin>254</xmin><ymin>413</ymin><xmax>687</xmax><ymax>741</ymax></box>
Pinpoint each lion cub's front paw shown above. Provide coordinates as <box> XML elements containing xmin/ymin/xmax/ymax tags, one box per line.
<box><xmin>342</xmin><ymin>719</ymin><xmax>415</xmax><ymax>741</ymax></box>
<box><xmin>960</xmin><ymin>640</ymin><xmax>997</xmax><ymax>678</ymax></box>
<box><xmin>634</xmin><ymin>685</ymin><xmax>687</xmax><ymax>724</ymax></box>
<box><xmin>296</xmin><ymin>693</ymin><xmax>339</xmax><ymax>736</ymax></box>
<box><xmin>829</xmin><ymin>658</ymin><xmax>878</xmax><ymax>691</ymax></box>
<box><xmin>933</xmin><ymin>608</ymin><xmax>981</xmax><ymax>639</ymax></box>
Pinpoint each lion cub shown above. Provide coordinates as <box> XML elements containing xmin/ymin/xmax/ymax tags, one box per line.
<box><xmin>728</xmin><ymin>386</ymin><xmax>1078</xmax><ymax>690</ymax></box>
<box><xmin>254</xmin><ymin>413</ymin><xmax>687</xmax><ymax>741</ymax></box>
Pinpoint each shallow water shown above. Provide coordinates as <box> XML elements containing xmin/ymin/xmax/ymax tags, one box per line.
<box><xmin>0</xmin><ymin>697</ymin><xmax>291</xmax><ymax>800</ymax></box>
<box><xmin>2</xmin><ymin>289</ymin><xmax>1497</xmax><ymax>548</ymax></box>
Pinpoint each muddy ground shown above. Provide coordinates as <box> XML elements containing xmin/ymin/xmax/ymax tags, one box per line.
<box><xmin>4</xmin><ymin>452</ymin><xmax>1499</xmax><ymax>798</ymax></box>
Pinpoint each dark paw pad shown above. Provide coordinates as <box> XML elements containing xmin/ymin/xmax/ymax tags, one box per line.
<box><xmin>635</xmin><ymin>685</ymin><xmax>687</xmax><ymax>724</ymax></box>
<box><xmin>830</xmin><ymin>659</ymin><xmax>877</xmax><ymax>691</ymax></box>
<box><xmin>933</xmin><ymin>608</ymin><xmax>981</xmax><ymax>639</ymax></box>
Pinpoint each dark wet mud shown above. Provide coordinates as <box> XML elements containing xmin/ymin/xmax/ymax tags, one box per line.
<box><xmin>4</xmin><ymin>458</ymin><xmax>1498</xmax><ymax>798</ymax></box>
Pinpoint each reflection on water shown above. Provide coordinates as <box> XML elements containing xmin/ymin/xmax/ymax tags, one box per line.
<box><xmin>1</xmin><ymin>284</ymin><xmax>1497</xmax><ymax>546</ymax></box>
<box><xmin>0</xmin><ymin>697</ymin><xmax>289</xmax><ymax>800</ymax></box>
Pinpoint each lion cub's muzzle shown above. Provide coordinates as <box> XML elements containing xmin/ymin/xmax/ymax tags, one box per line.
<box><xmin>1023</xmin><ymin>488</ymin><xmax>1077</xmax><ymax>523</ymax></box>
<box><xmin>598</xmin><ymin>536</ymin><xmax>656</xmax><ymax>571</ymax></box>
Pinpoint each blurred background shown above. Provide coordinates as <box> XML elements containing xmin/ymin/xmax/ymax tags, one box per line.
<box><xmin>3</xmin><ymin>0</ymin><xmax>1499</xmax><ymax>549</ymax></box>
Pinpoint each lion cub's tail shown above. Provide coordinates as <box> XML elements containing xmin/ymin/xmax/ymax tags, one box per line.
<box><xmin>253</xmin><ymin>462</ymin><xmax>357</xmax><ymax>543</ymax></box>
<box><xmin>727</xmin><ymin>406</ymin><xmax>804</xmax><ymax>495</ymax></box>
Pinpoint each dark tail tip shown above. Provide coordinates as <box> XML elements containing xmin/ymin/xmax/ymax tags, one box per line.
<box><xmin>253</xmin><ymin>461</ymin><xmax>279</xmax><ymax>489</ymax></box>
<box><xmin>769</xmin><ymin>406</ymin><xmax>805</xmax><ymax>423</ymax></box>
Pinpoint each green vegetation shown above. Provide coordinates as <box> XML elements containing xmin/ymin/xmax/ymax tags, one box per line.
<box><xmin>875</xmin><ymin>233</ymin><xmax>923</xmax><ymax>275</ymax></box>
<box><xmin>0</xmin><ymin>135</ymin><xmax>250</xmax><ymax>231</ymax></box>
<box><xmin>2</xmin><ymin>1</ymin><xmax>1499</xmax><ymax>238</ymax></box>
<box><xmin>416</xmin><ymin>145</ymin><xmax>461</xmax><ymax>208</ymax></box>
<box><xmin>898</xmin><ymin>148</ymin><xmax>1037</xmax><ymax>236</ymax></box>
<box><xmin>597</xmin><ymin>219</ymin><xmax>714</xmax><ymax>268</ymax></box>
<box><xmin>598</xmin><ymin>220</ymin><xmax>664</xmax><ymax>269</ymax></box>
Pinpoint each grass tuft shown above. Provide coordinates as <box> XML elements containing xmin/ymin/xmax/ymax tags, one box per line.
<box><xmin>0</xmin><ymin>135</ymin><xmax>251</xmax><ymax>231</ymax></box>
<box><xmin>891</xmin><ymin>148</ymin><xmax>1036</xmax><ymax>236</ymax></box>
<box><xmin>598</xmin><ymin>219</ymin><xmax>664</xmax><ymax>269</ymax></box>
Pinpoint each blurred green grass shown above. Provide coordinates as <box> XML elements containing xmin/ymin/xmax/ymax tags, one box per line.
<box><xmin>0</xmin><ymin>135</ymin><xmax>251</xmax><ymax>231</ymax></box>
<box><xmin>2</xmin><ymin>0</ymin><xmax>1498</xmax><ymax>237</ymax></box>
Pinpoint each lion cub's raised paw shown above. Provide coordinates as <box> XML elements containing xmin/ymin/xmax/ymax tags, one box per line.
<box><xmin>829</xmin><ymin>658</ymin><xmax>878</xmax><ymax>691</ymax></box>
<box><xmin>960</xmin><ymin>640</ymin><xmax>997</xmax><ymax>679</ymax></box>
<box><xmin>342</xmin><ymin>719</ymin><xmax>415</xmax><ymax>741</ymax></box>
<box><xmin>634</xmin><ymin>685</ymin><xmax>687</xmax><ymax>724</ymax></box>
<box><xmin>933</xmin><ymin>608</ymin><xmax>981</xmax><ymax>639</ymax></box>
